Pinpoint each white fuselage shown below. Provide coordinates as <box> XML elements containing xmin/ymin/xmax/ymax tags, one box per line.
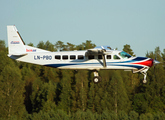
<box><xmin>7</xmin><ymin>25</ymin><xmax>156</xmax><ymax>83</ymax></box>
<box><xmin>9</xmin><ymin>49</ymin><xmax>150</xmax><ymax>71</ymax></box>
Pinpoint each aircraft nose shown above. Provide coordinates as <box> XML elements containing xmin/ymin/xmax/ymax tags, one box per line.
<box><xmin>148</xmin><ymin>58</ymin><xmax>154</xmax><ymax>67</ymax></box>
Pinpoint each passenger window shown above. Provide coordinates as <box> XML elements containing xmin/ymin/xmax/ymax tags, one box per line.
<box><xmin>55</xmin><ymin>55</ymin><xmax>61</xmax><ymax>60</ymax></box>
<box><xmin>70</xmin><ymin>55</ymin><xmax>76</xmax><ymax>60</ymax></box>
<box><xmin>113</xmin><ymin>55</ymin><xmax>120</xmax><ymax>60</ymax></box>
<box><xmin>98</xmin><ymin>55</ymin><xmax>102</xmax><ymax>59</ymax></box>
<box><xmin>88</xmin><ymin>55</ymin><xmax>94</xmax><ymax>59</ymax></box>
<box><xmin>62</xmin><ymin>55</ymin><xmax>68</xmax><ymax>60</ymax></box>
<box><xmin>107</xmin><ymin>55</ymin><xmax>111</xmax><ymax>59</ymax></box>
<box><xmin>78</xmin><ymin>55</ymin><xmax>84</xmax><ymax>60</ymax></box>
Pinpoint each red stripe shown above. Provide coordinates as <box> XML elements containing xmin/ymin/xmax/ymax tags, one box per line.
<box><xmin>131</xmin><ymin>59</ymin><xmax>153</xmax><ymax>67</ymax></box>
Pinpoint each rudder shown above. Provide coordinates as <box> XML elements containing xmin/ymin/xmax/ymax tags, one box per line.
<box><xmin>7</xmin><ymin>26</ymin><xmax>26</xmax><ymax>55</ymax></box>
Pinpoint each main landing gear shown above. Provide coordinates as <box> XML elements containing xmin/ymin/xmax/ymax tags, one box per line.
<box><xmin>93</xmin><ymin>71</ymin><xmax>102</xmax><ymax>83</ymax></box>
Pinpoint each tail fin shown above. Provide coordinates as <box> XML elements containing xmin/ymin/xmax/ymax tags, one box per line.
<box><xmin>7</xmin><ymin>25</ymin><xmax>26</xmax><ymax>55</ymax></box>
<box><xmin>7</xmin><ymin>25</ymin><xmax>50</xmax><ymax>56</ymax></box>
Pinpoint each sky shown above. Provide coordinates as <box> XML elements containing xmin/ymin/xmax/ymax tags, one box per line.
<box><xmin>0</xmin><ymin>0</ymin><xmax>165</xmax><ymax>56</ymax></box>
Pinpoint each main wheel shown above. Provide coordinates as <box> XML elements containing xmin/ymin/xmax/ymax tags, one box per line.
<box><xmin>93</xmin><ymin>76</ymin><xmax>101</xmax><ymax>83</ymax></box>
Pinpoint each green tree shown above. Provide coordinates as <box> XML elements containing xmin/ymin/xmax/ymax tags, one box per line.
<box><xmin>72</xmin><ymin>110</ymin><xmax>96</xmax><ymax>120</ymax></box>
<box><xmin>123</xmin><ymin>44</ymin><xmax>135</xmax><ymax>56</ymax></box>
<box><xmin>0</xmin><ymin>63</ymin><xmax>26</xmax><ymax>119</ymax></box>
<box><xmin>45</xmin><ymin>40</ymin><xmax>56</xmax><ymax>51</ymax></box>
<box><xmin>139</xmin><ymin>114</ymin><xmax>147</xmax><ymax>120</ymax></box>
<box><xmin>122</xmin><ymin>44</ymin><xmax>139</xmax><ymax>100</ymax></box>
<box><xmin>58</xmin><ymin>70</ymin><xmax>73</xmax><ymax>115</ymax></box>
<box><xmin>42</xmin><ymin>67</ymin><xmax>59</xmax><ymax>83</ymax></box>
<box><xmin>76</xmin><ymin>44</ymin><xmax>85</xmax><ymax>50</ymax></box>
<box><xmin>0</xmin><ymin>41</ymin><xmax>9</xmax><ymax>73</ymax></box>
<box><xmin>100</xmin><ymin>111</ymin><xmax>117</xmax><ymax>120</ymax></box>
<box><xmin>21</xmin><ymin>66</ymin><xmax>37</xmax><ymax>113</ymax></box>
<box><xmin>82</xmin><ymin>40</ymin><xmax>96</xmax><ymax>50</ymax></box>
<box><xmin>65</xmin><ymin>42</ymin><xmax>76</xmax><ymax>51</ymax></box>
<box><xmin>145</xmin><ymin>113</ymin><xmax>154</xmax><ymax>120</ymax></box>
<box><xmin>54</xmin><ymin>40</ymin><xmax>65</xmax><ymax>51</ymax></box>
<box><xmin>28</xmin><ymin>42</ymin><xmax>34</xmax><ymax>47</ymax></box>
<box><xmin>74</xmin><ymin>70</ymin><xmax>88</xmax><ymax>112</ymax></box>
<box><xmin>144</xmin><ymin>47</ymin><xmax>165</xmax><ymax>113</ymax></box>
<box><xmin>161</xmin><ymin>49</ymin><xmax>165</xmax><ymax>66</ymax></box>
<box><xmin>87</xmin><ymin>81</ymin><xmax>96</xmax><ymax>112</ymax></box>
<box><xmin>117</xmin><ymin>110</ymin><xmax>128</xmax><ymax>120</ymax></box>
<box><xmin>76</xmin><ymin>40</ymin><xmax>96</xmax><ymax>50</ymax></box>
<box><xmin>41</xmin><ymin>81</ymin><xmax>57</xmax><ymax>112</ymax></box>
<box><xmin>30</xmin><ymin>78</ymin><xmax>56</xmax><ymax>113</ymax></box>
<box><xmin>30</xmin><ymin>79</ymin><xmax>57</xmax><ymax>113</ymax></box>
<box><xmin>109</xmin><ymin>71</ymin><xmax>131</xmax><ymax>114</ymax></box>
<box><xmin>0</xmin><ymin>40</ymin><xmax>6</xmax><ymax>51</ymax></box>
<box><xmin>153</xmin><ymin>112</ymin><xmax>165</xmax><ymax>120</ymax></box>
<box><xmin>128</xmin><ymin>111</ymin><xmax>139</xmax><ymax>120</ymax></box>
<box><xmin>37</xmin><ymin>41</ymin><xmax>45</xmax><ymax>49</ymax></box>
<box><xmin>132</xmin><ymin>93</ymin><xmax>148</xmax><ymax>114</ymax></box>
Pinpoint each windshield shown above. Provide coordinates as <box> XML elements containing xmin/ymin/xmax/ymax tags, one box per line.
<box><xmin>119</xmin><ymin>51</ymin><xmax>132</xmax><ymax>59</ymax></box>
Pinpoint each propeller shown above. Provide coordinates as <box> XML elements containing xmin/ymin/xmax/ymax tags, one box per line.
<box><xmin>153</xmin><ymin>59</ymin><xmax>160</xmax><ymax>65</ymax></box>
<box><xmin>153</xmin><ymin>55</ymin><xmax>160</xmax><ymax>73</ymax></box>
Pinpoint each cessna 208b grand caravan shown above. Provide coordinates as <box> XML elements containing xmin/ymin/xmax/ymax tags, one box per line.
<box><xmin>7</xmin><ymin>25</ymin><xmax>159</xmax><ymax>83</ymax></box>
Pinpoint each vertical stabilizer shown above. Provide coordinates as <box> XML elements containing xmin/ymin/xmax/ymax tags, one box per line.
<box><xmin>7</xmin><ymin>26</ymin><xmax>26</xmax><ymax>55</ymax></box>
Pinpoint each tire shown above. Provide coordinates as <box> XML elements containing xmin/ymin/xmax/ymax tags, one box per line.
<box><xmin>93</xmin><ymin>76</ymin><xmax>102</xmax><ymax>83</ymax></box>
<box><xmin>143</xmin><ymin>79</ymin><xmax>147</xmax><ymax>84</ymax></box>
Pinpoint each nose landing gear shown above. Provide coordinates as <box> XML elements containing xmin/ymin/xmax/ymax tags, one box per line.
<box><xmin>140</xmin><ymin>68</ymin><xmax>148</xmax><ymax>84</ymax></box>
<box><xmin>133</xmin><ymin>67</ymin><xmax>149</xmax><ymax>84</ymax></box>
<box><xmin>141</xmin><ymin>72</ymin><xmax>147</xmax><ymax>83</ymax></box>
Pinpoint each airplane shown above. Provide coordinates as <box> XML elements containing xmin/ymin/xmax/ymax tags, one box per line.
<box><xmin>7</xmin><ymin>25</ymin><xmax>160</xmax><ymax>84</ymax></box>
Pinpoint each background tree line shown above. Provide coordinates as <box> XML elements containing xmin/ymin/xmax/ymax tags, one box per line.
<box><xmin>0</xmin><ymin>39</ymin><xmax>165</xmax><ymax>120</ymax></box>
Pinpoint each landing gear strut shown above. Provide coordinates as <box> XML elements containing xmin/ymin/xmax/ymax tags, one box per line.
<box><xmin>93</xmin><ymin>71</ymin><xmax>101</xmax><ymax>83</ymax></box>
<box><xmin>141</xmin><ymin>71</ymin><xmax>147</xmax><ymax>84</ymax></box>
<box><xmin>133</xmin><ymin>67</ymin><xmax>148</xmax><ymax>84</ymax></box>
<box><xmin>140</xmin><ymin>68</ymin><xmax>148</xmax><ymax>84</ymax></box>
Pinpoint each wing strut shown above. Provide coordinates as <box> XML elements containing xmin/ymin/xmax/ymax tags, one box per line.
<box><xmin>101</xmin><ymin>47</ymin><xmax>107</xmax><ymax>68</ymax></box>
<box><xmin>102</xmin><ymin>54</ymin><xmax>106</xmax><ymax>67</ymax></box>
<box><xmin>85</xmin><ymin>47</ymin><xmax>108</xmax><ymax>68</ymax></box>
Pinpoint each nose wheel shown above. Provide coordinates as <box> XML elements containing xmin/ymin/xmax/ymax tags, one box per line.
<box><xmin>143</xmin><ymin>79</ymin><xmax>147</xmax><ymax>84</ymax></box>
<box><xmin>93</xmin><ymin>71</ymin><xmax>101</xmax><ymax>83</ymax></box>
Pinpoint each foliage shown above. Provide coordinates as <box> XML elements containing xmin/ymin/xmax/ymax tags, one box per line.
<box><xmin>0</xmin><ymin>39</ymin><xmax>165</xmax><ymax>119</ymax></box>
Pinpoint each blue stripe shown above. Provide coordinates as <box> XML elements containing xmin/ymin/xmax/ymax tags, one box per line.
<box><xmin>45</xmin><ymin>62</ymin><xmax>144</xmax><ymax>69</ymax></box>
<box><xmin>45</xmin><ymin>57</ymin><xmax>148</xmax><ymax>68</ymax></box>
<box><xmin>44</xmin><ymin>57</ymin><xmax>147</xmax><ymax>69</ymax></box>
<box><xmin>45</xmin><ymin>64</ymin><xmax>76</xmax><ymax>68</ymax></box>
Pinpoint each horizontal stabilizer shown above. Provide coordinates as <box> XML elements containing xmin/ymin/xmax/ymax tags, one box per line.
<box><xmin>8</xmin><ymin>53</ymin><xmax>27</xmax><ymax>57</ymax></box>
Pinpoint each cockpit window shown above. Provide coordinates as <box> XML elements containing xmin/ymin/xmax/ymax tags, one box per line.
<box><xmin>113</xmin><ymin>55</ymin><xmax>120</xmax><ymax>59</ymax></box>
<box><xmin>119</xmin><ymin>51</ymin><xmax>132</xmax><ymax>59</ymax></box>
